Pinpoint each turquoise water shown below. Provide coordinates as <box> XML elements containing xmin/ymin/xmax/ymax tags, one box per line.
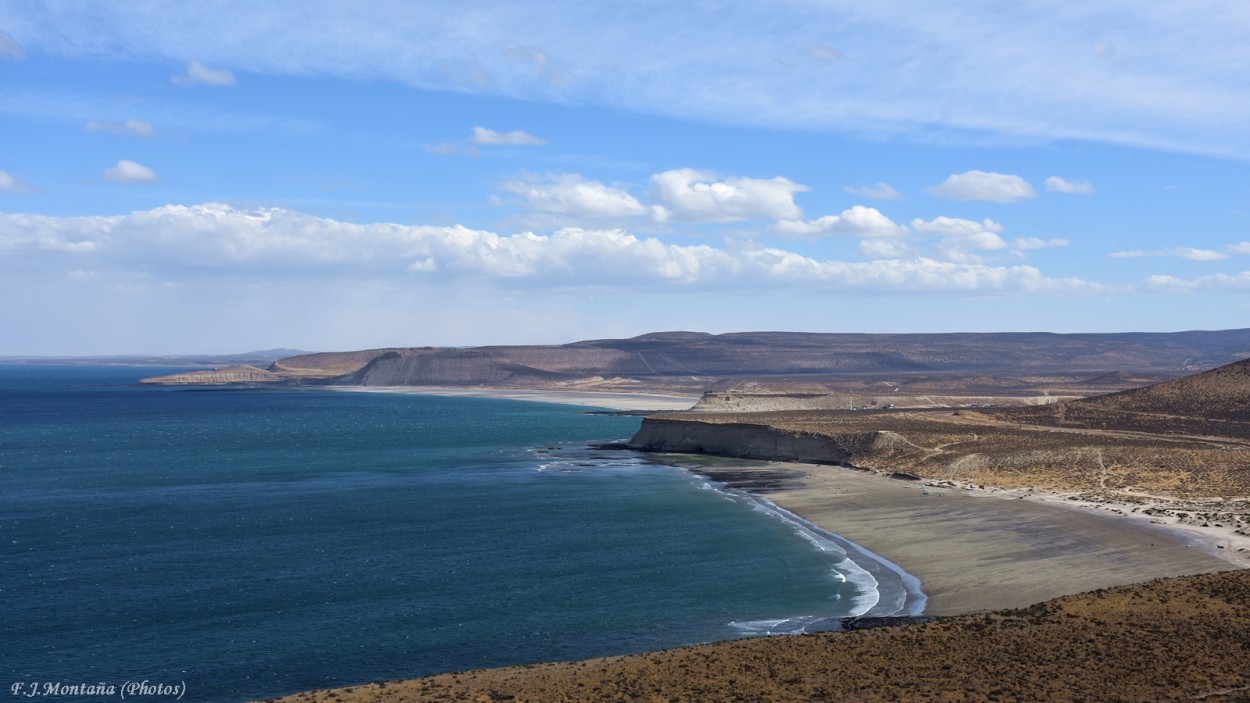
<box><xmin>1</xmin><ymin>366</ymin><xmax>888</xmax><ymax>701</ymax></box>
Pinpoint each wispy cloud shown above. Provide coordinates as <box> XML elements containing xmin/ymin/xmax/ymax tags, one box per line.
<box><xmin>928</xmin><ymin>171</ymin><xmax>1037</xmax><ymax>203</ymax></box>
<box><xmin>1012</xmin><ymin>237</ymin><xmax>1069</xmax><ymax>250</ymax></box>
<box><xmin>1145</xmin><ymin>272</ymin><xmax>1250</xmax><ymax>292</ymax></box>
<box><xmin>103</xmin><ymin>160</ymin><xmax>158</xmax><ymax>183</ymax></box>
<box><xmin>0</xmin><ymin>88</ymin><xmax>324</xmax><ymax>137</ymax></box>
<box><xmin>1111</xmin><ymin>247</ymin><xmax>1229</xmax><ymax>261</ymax></box>
<box><xmin>0</xmin><ymin>169</ymin><xmax>33</xmax><ymax>194</ymax></box>
<box><xmin>1044</xmin><ymin>176</ymin><xmax>1095</xmax><ymax>194</ymax></box>
<box><xmin>85</xmin><ymin>119</ymin><xmax>157</xmax><ymax>137</ymax></box>
<box><xmin>9</xmin><ymin>3</ymin><xmax>1250</xmax><ymax>156</ymax></box>
<box><xmin>0</xmin><ymin>32</ymin><xmax>24</xmax><ymax>61</ymax></box>
<box><xmin>171</xmin><ymin>61</ymin><xmax>236</xmax><ymax>87</ymax></box>
<box><xmin>472</xmin><ymin>127</ymin><xmax>546</xmax><ymax>146</ymax></box>
<box><xmin>843</xmin><ymin>182</ymin><xmax>902</xmax><ymax>201</ymax></box>
<box><xmin>498</xmin><ymin>173</ymin><xmax>646</xmax><ymax>218</ymax></box>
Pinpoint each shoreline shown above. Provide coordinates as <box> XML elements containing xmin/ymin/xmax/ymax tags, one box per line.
<box><xmin>323</xmin><ymin>385</ymin><xmax>698</xmax><ymax>412</ymax></box>
<box><xmin>741</xmin><ymin>491</ymin><xmax>928</xmax><ymax>617</ymax></box>
<box><xmin>660</xmin><ymin>455</ymin><xmax>1240</xmax><ymax>615</ymax></box>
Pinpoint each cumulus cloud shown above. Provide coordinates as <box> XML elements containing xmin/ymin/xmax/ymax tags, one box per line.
<box><xmin>0</xmin><ymin>170</ymin><xmax>33</xmax><ymax>194</ymax></box>
<box><xmin>843</xmin><ymin>182</ymin><xmax>902</xmax><ymax>201</ymax></box>
<box><xmin>0</xmin><ymin>32</ymin><xmax>25</xmax><ymax>61</ymax></box>
<box><xmin>0</xmin><ymin>202</ymin><xmax>1100</xmax><ymax>294</ymax></box>
<box><xmin>1228</xmin><ymin>242</ymin><xmax>1250</xmax><ymax>255</ymax></box>
<box><xmin>472</xmin><ymin>126</ymin><xmax>547</xmax><ymax>146</ymax></box>
<box><xmin>910</xmin><ymin>216</ymin><xmax>1008</xmax><ymax>263</ymax></box>
<box><xmin>774</xmin><ymin>206</ymin><xmax>907</xmax><ymax>238</ymax></box>
<box><xmin>780</xmin><ymin>209</ymin><xmax>1021</xmax><ymax>263</ymax></box>
<box><xmin>928</xmin><ymin>171</ymin><xmax>1037</xmax><ymax>203</ymax></box>
<box><xmin>85</xmin><ymin>119</ymin><xmax>157</xmax><ymax>137</ymax></box>
<box><xmin>1044</xmin><ymin>176</ymin><xmax>1095</xmax><ymax>195</ymax></box>
<box><xmin>103</xmin><ymin>160</ymin><xmax>158</xmax><ymax>183</ymax></box>
<box><xmin>1012</xmin><ymin>237</ymin><xmax>1069</xmax><ymax>250</ymax></box>
<box><xmin>499</xmin><ymin>173</ymin><xmax>646</xmax><ymax>218</ymax></box>
<box><xmin>1110</xmin><ymin>248</ymin><xmax>1229</xmax><ymax>261</ymax></box>
<box><xmin>172</xmin><ymin>61</ymin><xmax>236</xmax><ymax>86</ymax></box>
<box><xmin>650</xmin><ymin>169</ymin><xmax>807</xmax><ymax>222</ymax></box>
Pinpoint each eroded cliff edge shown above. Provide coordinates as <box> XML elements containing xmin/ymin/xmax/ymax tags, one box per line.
<box><xmin>627</xmin><ymin>417</ymin><xmax>859</xmax><ymax>465</ymax></box>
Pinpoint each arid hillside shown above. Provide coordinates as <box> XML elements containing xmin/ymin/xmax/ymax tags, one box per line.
<box><xmin>261</xmin><ymin>569</ymin><xmax>1250</xmax><ymax>703</ymax></box>
<box><xmin>1006</xmin><ymin>356</ymin><xmax>1250</xmax><ymax>438</ymax></box>
<box><xmin>141</xmin><ymin>329</ymin><xmax>1250</xmax><ymax>388</ymax></box>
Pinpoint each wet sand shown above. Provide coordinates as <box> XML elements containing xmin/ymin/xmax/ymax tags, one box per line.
<box><xmin>760</xmin><ymin>462</ymin><xmax>1236</xmax><ymax>614</ymax></box>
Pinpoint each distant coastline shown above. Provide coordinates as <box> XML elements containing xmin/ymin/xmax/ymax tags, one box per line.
<box><xmin>323</xmin><ymin>385</ymin><xmax>698</xmax><ymax>412</ymax></box>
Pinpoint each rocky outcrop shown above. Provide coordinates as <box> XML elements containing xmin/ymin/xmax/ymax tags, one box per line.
<box><xmin>138</xmin><ymin>365</ymin><xmax>284</xmax><ymax>385</ymax></box>
<box><xmin>627</xmin><ymin>417</ymin><xmax>856</xmax><ymax>465</ymax></box>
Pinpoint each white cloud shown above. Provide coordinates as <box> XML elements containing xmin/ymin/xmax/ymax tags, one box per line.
<box><xmin>1044</xmin><ymin>176</ymin><xmax>1095</xmax><ymax>195</ymax></box>
<box><xmin>910</xmin><ymin>216</ymin><xmax>1007</xmax><ymax>263</ymax></box>
<box><xmin>85</xmin><ymin>119</ymin><xmax>157</xmax><ymax>138</ymax></box>
<box><xmin>172</xmin><ymin>61</ymin><xmax>236</xmax><ymax>86</ymax></box>
<box><xmin>11</xmin><ymin>4</ymin><xmax>1250</xmax><ymax>157</ymax></box>
<box><xmin>1110</xmin><ymin>247</ymin><xmax>1229</xmax><ymax>261</ymax></box>
<box><xmin>0</xmin><ymin>202</ymin><xmax>1099</xmax><ymax>294</ymax></box>
<box><xmin>843</xmin><ymin>182</ymin><xmax>902</xmax><ymax>201</ymax></box>
<box><xmin>499</xmin><ymin>173</ymin><xmax>646</xmax><ymax>218</ymax></box>
<box><xmin>0</xmin><ymin>32</ymin><xmax>25</xmax><ymax>61</ymax></box>
<box><xmin>858</xmin><ymin>239</ymin><xmax>912</xmax><ymax>259</ymax></box>
<box><xmin>0</xmin><ymin>169</ymin><xmax>32</xmax><ymax>194</ymax></box>
<box><xmin>774</xmin><ymin>206</ymin><xmax>907</xmax><ymax>238</ymax></box>
<box><xmin>1229</xmin><ymin>242</ymin><xmax>1250</xmax><ymax>255</ymax></box>
<box><xmin>928</xmin><ymin>171</ymin><xmax>1037</xmax><ymax>203</ymax></box>
<box><xmin>423</xmin><ymin>142</ymin><xmax>479</xmax><ymax>156</ymax></box>
<box><xmin>472</xmin><ymin>127</ymin><xmax>547</xmax><ymax>146</ymax></box>
<box><xmin>650</xmin><ymin>169</ymin><xmax>807</xmax><ymax>223</ymax></box>
<box><xmin>103</xmin><ymin>160</ymin><xmax>158</xmax><ymax>183</ymax></box>
<box><xmin>422</xmin><ymin>141</ymin><xmax>475</xmax><ymax>155</ymax></box>
<box><xmin>1144</xmin><ymin>272</ymin><xmax>1250</xmax><ymax>292</ymax></box>
<box><xmin>1012</xmin><ymin>237</ymin><xmax>1069</xmax><ymax>250</ymax></box>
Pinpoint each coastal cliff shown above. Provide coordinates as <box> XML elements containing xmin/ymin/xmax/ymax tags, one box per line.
<box><xmin>628</xmin><ymin>417</ymin><xmax>858</xmax><ymax>465</ymax></box>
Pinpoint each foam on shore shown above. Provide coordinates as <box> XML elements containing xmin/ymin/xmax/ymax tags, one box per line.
<box><xmin>676</xmin><ymin>468</ymin><xmax>927</xmax><ymax>629</ymax></box>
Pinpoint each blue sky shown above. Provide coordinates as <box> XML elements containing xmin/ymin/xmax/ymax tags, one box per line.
<box><xmin>2</xmin><ymin>2</ymin><xmax>1249</xmax><ymax>354</ymax></box>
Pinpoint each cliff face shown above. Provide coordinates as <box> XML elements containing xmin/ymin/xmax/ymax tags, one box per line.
<box><xmin>628</xmin><ymin>417</ymin><xmax>856</xmax><ymax>465</ymax></box>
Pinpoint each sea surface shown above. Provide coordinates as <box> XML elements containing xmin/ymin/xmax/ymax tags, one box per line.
<box><xmin>1</xmin><ymin>365</ymin><xmax>901</xmax><ymax>702</ymax></box>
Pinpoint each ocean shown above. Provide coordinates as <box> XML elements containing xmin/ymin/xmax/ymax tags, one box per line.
<box><xmin>1</xmin><ymin>365</ymin><xmax>905</xmax><ymax>702</ymax></box>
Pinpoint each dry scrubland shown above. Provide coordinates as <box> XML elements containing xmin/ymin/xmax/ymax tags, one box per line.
<box><xmin>261</xmin><ymin>570</ymin><xmax>1250</xmax><ymax>703</ymax></box>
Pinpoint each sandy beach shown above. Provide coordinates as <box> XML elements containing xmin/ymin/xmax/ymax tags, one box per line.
<box><xmin>326</xmin><ymin>385</ymin><xmax>698</xmax><ymax>412</ymax></box>
<box><xmin>752</xmin><ymin>461</ymin><xmax>1239</xmax><ymax>615</ymax></box>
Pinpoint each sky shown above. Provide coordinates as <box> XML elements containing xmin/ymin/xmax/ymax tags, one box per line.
<box><xmin>2</xmin><ymin>1</ymin><xmax>1250</xmax><ymax>355</ymax></box>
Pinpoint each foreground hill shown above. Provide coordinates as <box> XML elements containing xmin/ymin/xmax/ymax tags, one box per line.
<box><xmin>141</xmin><ymin>329</ymin><xmax>1250</xmax><ymax>387</ymax></box>
<box><xmin>1007</xmin><ymin>356</ymin><xmax>1250</xmax><ymax>437</ymax></box>
<box><xmin>262</xmin><ymin>569</ymin><xmax>1250</xmax><ymax>703</ymax></box>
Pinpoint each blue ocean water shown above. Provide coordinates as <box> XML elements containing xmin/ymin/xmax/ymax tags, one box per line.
<box><xmin>1</xmin><ymin>366</ymin><xmax>893</xmax><ymax>702</ymax></box>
